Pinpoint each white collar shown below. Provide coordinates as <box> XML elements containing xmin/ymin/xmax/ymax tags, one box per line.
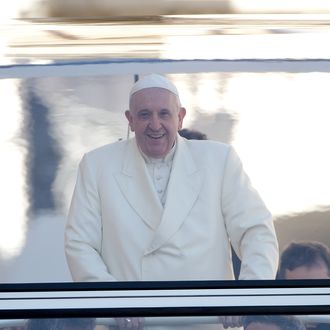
<box><xmin>139</xmin><ymin>141</ymin><xmax>177</xmax><ymax>165</ymax></box>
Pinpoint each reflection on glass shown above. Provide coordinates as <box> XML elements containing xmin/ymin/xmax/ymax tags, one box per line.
<box><xmin>1</xmin><ymin>70</ymin><xmax>330</xmax><ymax>282</ymax></box>
<box><xmin>223</xmin><ymin>73</ymin><xmax>330</xmax><ymax>216</ymax></box>
<box><xmin>25</xmin><ymin>318</ymin><xmax>96</xmax><ymax>330</ymax></box>
<box><xmin>0</xmin><ymin>79</ymin><xmax>27</xmax><ymax>260</ymax></box>
<box><xmin>2</xmin><ymin>315</ymin><xmax>330</xmax><ymax>329</ymax></box>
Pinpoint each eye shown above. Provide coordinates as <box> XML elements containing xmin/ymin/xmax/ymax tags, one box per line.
<box><xmin>137</xmin><ymin>110</ymin><xmax>151</xmax><ymax>120</ymax></box>
<box><xmin>159</xmin><ymin>109</ymin><xmax>171</xmax><ymax>118</ymax></box>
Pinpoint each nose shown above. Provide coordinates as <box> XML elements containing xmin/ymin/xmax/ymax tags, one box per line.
<box><xmin>149</xmin><ymin>113</ymin><xmax>162</xmax><ymax>130</ymax></box>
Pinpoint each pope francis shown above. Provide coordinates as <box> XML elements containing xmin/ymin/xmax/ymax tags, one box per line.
<box><xmin>65</xmin><ymin>74</ymin><xmax>279</xmax><ymax>329</ymax></box>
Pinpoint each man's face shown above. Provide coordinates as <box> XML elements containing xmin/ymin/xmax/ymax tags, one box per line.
<box><xmin>245</xmin><ymin>322</ymin><xmax>281</xmax><ymax>330</ymax></box>
<box><xmin>126</xmin><ymin>87</ymin><xmax>186</xmax><ymax>158</ymax></box>
<box><xmin>284</xmin><ymin>262</ymin><xmax>330</xmax><ymax>279</ymax></box>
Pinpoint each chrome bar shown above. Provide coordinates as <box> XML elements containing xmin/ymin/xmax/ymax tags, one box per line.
<box><xmin>2</xmin><ymin>59</ymin><xmax>330</xmax><ymax>80</ymax></box>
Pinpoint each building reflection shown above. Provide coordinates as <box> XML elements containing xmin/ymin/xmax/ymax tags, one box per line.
<box><xmin>22</xmin><ymin>79</ymin><xmax>61</xmax><ymax>212</ymax></box>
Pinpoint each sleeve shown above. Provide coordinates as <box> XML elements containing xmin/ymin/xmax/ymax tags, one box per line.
<box><xmin>221</xmin><ymin>146</ymin><xmax>279</xmax><ymax>280</ymax></box>
<box><xmin>65</xmin><ymin>154</ymin><xmax>116</xmax><ymax>282</ymax></box>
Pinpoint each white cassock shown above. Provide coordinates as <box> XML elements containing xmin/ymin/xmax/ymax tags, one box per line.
<box><xmin>65</xmin><ymin>135</ymin><xmax>279</xmax><ymax>329</ymax></box>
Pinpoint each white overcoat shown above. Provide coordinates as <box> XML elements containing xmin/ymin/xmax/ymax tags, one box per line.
<box><xmin>65</xmin><ymin>136</ymin><xmax>278</xmax><ymax>282</ymax></box>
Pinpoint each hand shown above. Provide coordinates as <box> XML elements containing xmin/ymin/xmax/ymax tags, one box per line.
<box><xmin>218</xmin><ymin>316</ymin><xmax>243</xmax><ymax>328</ymax></box>
<box><xmin>116</xmin><ymin>317</ymin><xmax>145</xmax><ymax>329</ymax></box>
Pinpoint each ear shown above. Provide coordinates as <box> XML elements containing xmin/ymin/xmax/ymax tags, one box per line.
<box><xmin>125</xmin><ymin>110</ymin><xmax>134</xmax><ymax>132</ymax></box>
<box><xmin>178</xmin><ymin>107</ymin><xmax>186</xmax><ymax>130</ymax></box>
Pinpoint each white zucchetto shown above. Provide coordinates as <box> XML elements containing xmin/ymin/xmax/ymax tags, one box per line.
<box><xmin>129</xmin><ymin>74</ymin><xmax>179</xmax><ymax>98</ymax></box>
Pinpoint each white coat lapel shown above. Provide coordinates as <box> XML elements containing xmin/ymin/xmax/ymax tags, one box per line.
<box><xmin>145</xmin><ymin>136</ymin><xmax>204</xmax><ymax>254</ymax></box>
<box><xmin>114</xmin><ymin>139</ymin><xmax>163</xmax><ymax>230</ymax></box>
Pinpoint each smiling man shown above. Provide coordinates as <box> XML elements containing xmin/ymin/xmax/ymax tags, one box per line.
<box><xmin>126</xmin><ymin>81</ymin><xmax>186</xmax><ymax>159</ymax></box>
<box><xmin>65</xmin><ymin>74</ymin><xmax>279</xmax><ymax>329</ymax></box>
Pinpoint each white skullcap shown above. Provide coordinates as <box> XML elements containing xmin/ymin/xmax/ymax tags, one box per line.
<box><xmin>129</xmin><ymin>74</ymin><xmax>179</xmax><ymax>98</ymax></box>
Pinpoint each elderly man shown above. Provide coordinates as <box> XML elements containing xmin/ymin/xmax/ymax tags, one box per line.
<box><xmin>65</xmin><ymin>74</ymin><xmax>279</xmax><ymax>329</ymax></box>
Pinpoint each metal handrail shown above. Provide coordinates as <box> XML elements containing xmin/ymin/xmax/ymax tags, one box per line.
<box><xmin>2</xmin><ymin>59</ymin><xmax>330</xmax><ymax>80</ymax></box>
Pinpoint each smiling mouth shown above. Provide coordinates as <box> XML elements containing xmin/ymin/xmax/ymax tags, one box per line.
<box><xmin>147</xmin><ymin>133</ymin><xmax>165</xmax><ymax>139</ymax></box>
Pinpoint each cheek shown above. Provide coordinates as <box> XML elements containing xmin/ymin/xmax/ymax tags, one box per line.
<box><xmin>133</xmin><ymin>121</ymin><xmax>147</xmax><ymax>134</ymax></box>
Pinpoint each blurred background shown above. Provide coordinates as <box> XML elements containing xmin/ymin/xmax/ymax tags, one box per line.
<box><xmin>1</xmin><ymin>0</ymin><xmax>330</xmax><ymax>282</ymax></box>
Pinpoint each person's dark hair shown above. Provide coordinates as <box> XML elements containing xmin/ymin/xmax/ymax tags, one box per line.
<box><xmin>242</xmin><ymin>315</ymin><xmax>306</xmax><ymax>330</ymax></box>
<box><xmin>26</xmin><ymin>319</ymin><xmax>58</xmax><ymax>330</ymax></box>
<box><xmin>26</xmin><ymin>318</ymin><xmax>95</xmax><ymax>330</ymax></box>
<box><xmin>56</xmin><ymin>318</ymin><xmax>95</xmax><ymax>329</ymax></box>
<box><xmin>178</xmin><ymin>128</ymin><xmax>207</xmax><ymax>140</ymax></box>
<box><xmin>277</xmin><ymin>241</ymin><xmax>330</xmax><ymax>279</ymax></box>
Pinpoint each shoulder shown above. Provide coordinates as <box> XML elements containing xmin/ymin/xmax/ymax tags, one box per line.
<box><xmin>179</xmin><ymin>137</ymin><xmax>243</xmax><ymax>172</ymax></box>
<box><xmin>80</xmin><ymin>139</ymin><xmax>131</xmax><ymax>171</ymax></box>
<box><xmin>181</xmin><ymin>137</ymin><xmax>231</xmax><ymax>156</ymax></box>
<box><xmin>85</xmin><ymin>139</ymin><xmax>128</xmax><ymax>159</ymax></box>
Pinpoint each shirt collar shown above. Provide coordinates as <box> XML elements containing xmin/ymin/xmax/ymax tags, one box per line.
<box><xmin>139</xmin><ymin>141</ymin><xmax>177</xmax><ymax>165</ymax></box>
